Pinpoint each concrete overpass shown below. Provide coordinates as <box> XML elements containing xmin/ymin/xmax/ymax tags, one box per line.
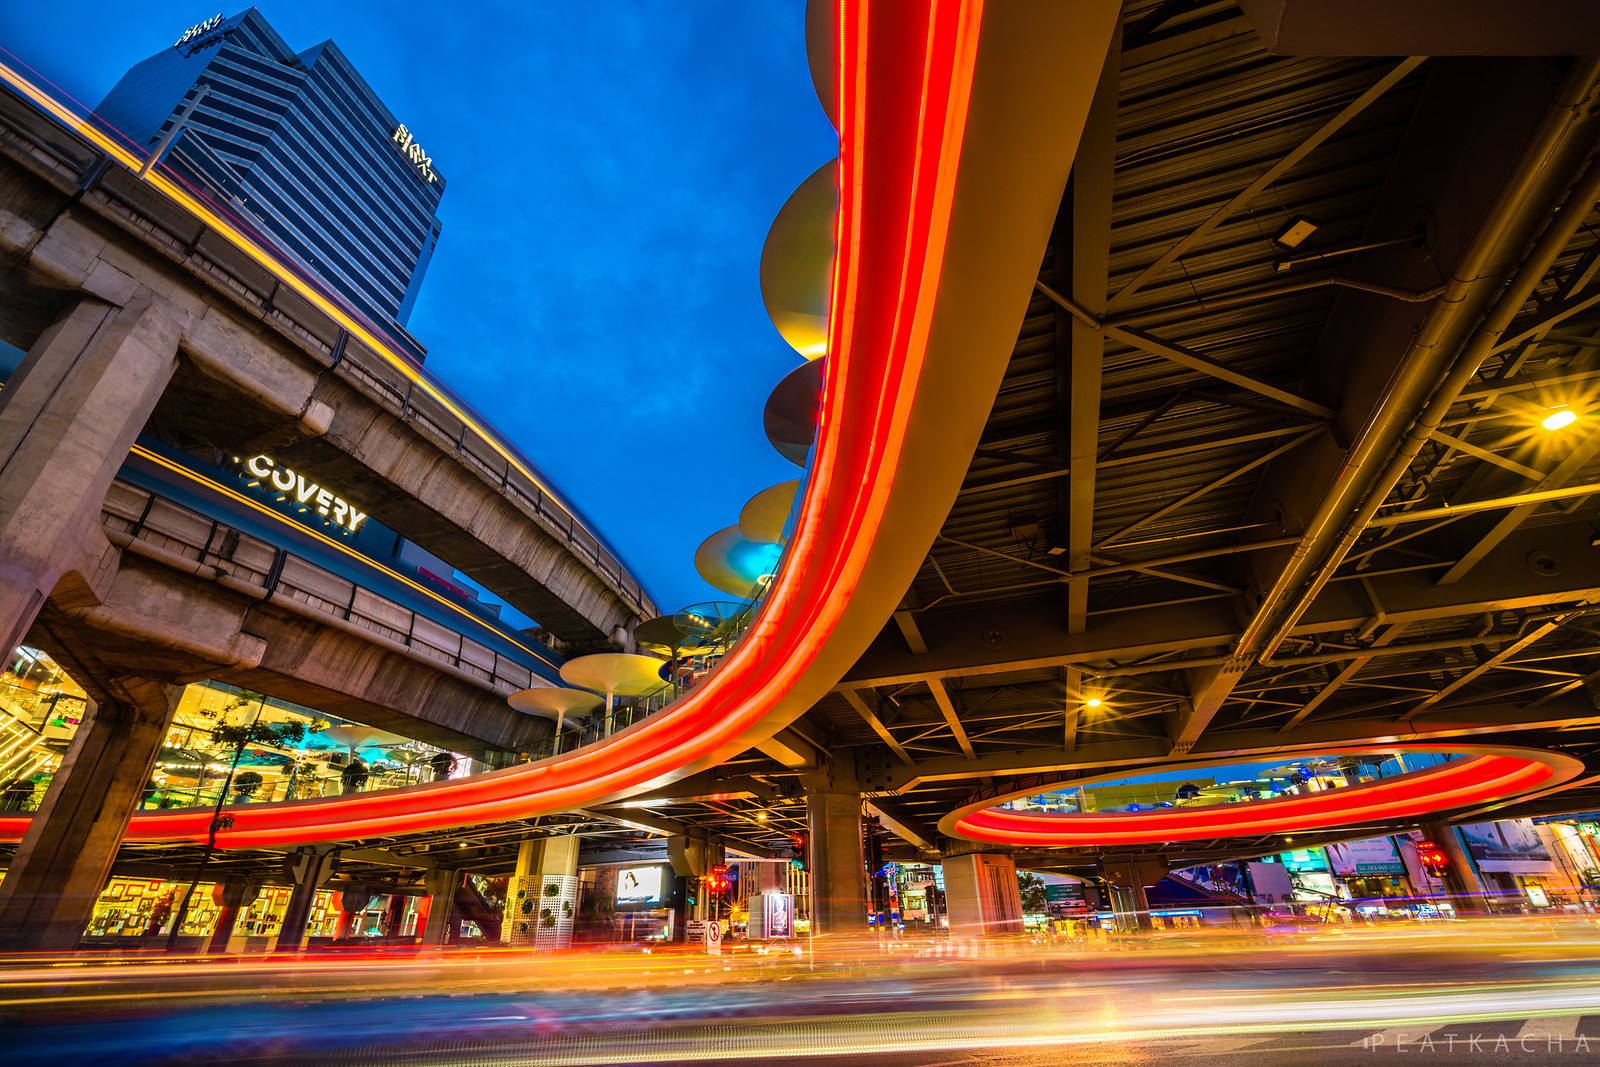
<box><xmin>0</xmin><ymin>81</ymin><xmax>655</xmax><ymax>655</ymax></box>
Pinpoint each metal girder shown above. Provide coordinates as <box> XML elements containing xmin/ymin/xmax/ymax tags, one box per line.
<box><xmin>577</xmin><ymin>807</ymin><xmax>778</xmax><ymax>859</ymax></box>
<box><xmin>866</xmin><ymin>798</ymin><xmax>940</xmax><ymax>852</ymax></box>
<box><xmin>1428</xmin><ymin>429</ymin><xmax>1545</xmax><ymax>480</ymax></box>
<box><xmin>1399</xmin><ymin>611</ymin><xmax>1584</xmax><ymax>719</ymax></box>
<box><xmin>963</xmin><ymin>423</ymin><xmax>1316</xmax><ymax>495</ymax></box>
<box><xmin>896</xmin><ymin>695</ymin><xmax>1600</xmax><ymax>789</ymax></box>
<box><xmin>843</xmin><ymin>523</ymin><xmax>1600</xmax><ymax>689</ymax></box>
<box><xmin>1436</xmin><ymin>426</ymin><xmax>1600</xmax><ymax>586</ymax></box>
<box><xmin>839</xmin><ymin>688</ymin><xmax>915</xmax><ymax>766</ymax></box>
<box><xmin>1279</xmin><ymin>620</ymin><xmax>1408</xmax><ymax>732</ymax></box>
<box><xmin>1105</xmin><ymin>55</ymin><xmax>1426</xmax><ymax>309</ymax></box>
<box><xmin>609</xmin><ymin>770</ymin><xmax>784</xmax><ymax>806</ymax></box>
<box><xmin>1056</xmin><ymin>31</ymin><xmax>1118</xmax><ymax>635</ymax></box>
<box><xmin>1063</xmin><ymin>665</ymin><xmax>1082</xmax><ymax>752</ymax></box>
<box><xmin>893</xmin><ymin>593</ymin><xmax>930</xmax><ymax>654</ymax></box>
<box><xmin>1102</xmin><ymin>327</ymin><xmax>1334</xmax><ymax>417</ymax></box>
<box><xmin>926</xmin><ymin>678</ymin><xmax>976</xmax><ymax>759</ymax></box>
<box><xmin>1169</xmin><ymin>659</ymin><xmax>1249</xmax><ymax>755</ymax></box>
<box><xmin>756</xmin><ymin>726</ymin><xmax>825</xmax><ymax>770</ymax></box>
<box><xmin>337</xmin><ymin>847</ymin><xmax>436</xmax><ymax>870</ymax></box>
<box><xmin>1094</xmin><ymin>426</ymin><xmax>1321</xmax><ymax>548</ymax></box>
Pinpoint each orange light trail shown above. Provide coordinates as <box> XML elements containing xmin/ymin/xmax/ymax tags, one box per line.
<box><xmin>0</xmin><ymin>0</ymin><xmax>989</xmax><ymax>846</ymax></box>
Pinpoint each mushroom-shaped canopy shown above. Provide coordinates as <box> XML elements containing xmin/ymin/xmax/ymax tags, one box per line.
<box><xmin>560</xmin><ymin>653</ymin><xmax>669</xmax><ymax>697</ymax></box>
<box><xmin>759</xmin><ymin>159</ymin><xmax>837</xmax><ymax>360</ymax></box>
<box><xmin>764</xmin><ymin>357</ymin><xmax>824</xmax><ymax>467</ymax></box>
<box><xmin>695</xmin><ymin>526</ymin><xmax>783</xmax><ymax>599</ymax></box>
<box><xmin>739</xmin><ymin>480</ymin><xmax>801</xmax><ymax>545</ymax></box>
<box><xmin>674</xmin><ymin>601</ymin><xmax>750</xmax><ymax>651</ymax></box>
<box><xmin>320</xmin><ymin>724</ymin><xmax>408</xmax><ymax>752</ymax></box>
<box><xmin>634</xmin><ymin>614</ymin><xmax>690</xmax><ymax>658</ymax></box>
<box><xmin>805</xmin><ymin>0</ymin><xmax>839</xmax><ymax>129</ymax></box>
<box><xmin>508</xmin><ymin>687</ymin><xmax>604</xmax><ymax>720</ymax></box>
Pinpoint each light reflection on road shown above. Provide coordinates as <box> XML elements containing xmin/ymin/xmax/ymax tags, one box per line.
<box><xmin>3</xmin><ymin>918</ymin><xmax>1600</xmax><ymax>1064</ymax></box>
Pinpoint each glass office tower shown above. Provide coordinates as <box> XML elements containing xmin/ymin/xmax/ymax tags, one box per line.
<box><xmin>96</xmin><ymin>10</ymin><xmax>445</xmax><ymax>336</ymax></box>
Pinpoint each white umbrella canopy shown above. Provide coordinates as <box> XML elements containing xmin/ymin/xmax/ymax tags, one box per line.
<box><xmin>508</xmin><ymin>688</ymin><xmax>605</xmax><ymax>720</ymax></box>
<box><xmin>560</xmin><ymin>653</ymin><xmax>669</xmax><ymax>738</ymax></box>
<box><xmin>320</xmin><ymin>724</ymin><xmax>408</xmax><ymax>754</ymax></box>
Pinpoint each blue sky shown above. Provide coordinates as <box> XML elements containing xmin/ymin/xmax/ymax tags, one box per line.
<box><xmin>0</xmin><ymin>2</ymin><xmax>835</xmax><ymax>618</ymax></box>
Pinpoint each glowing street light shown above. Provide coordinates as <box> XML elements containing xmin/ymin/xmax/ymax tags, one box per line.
<box><xmin>1542</xmin><ymin>409</ymin><xmax>1578</xmax><ymax>431</ymax></box>
<box><xmin>1085</xmin><ymin>697</ymin><xmax>1103</xmax><ymax>708</ymax></box>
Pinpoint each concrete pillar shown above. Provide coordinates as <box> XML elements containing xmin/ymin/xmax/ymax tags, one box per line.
<box><xmin>0</xmin><ymin>675</ymin><xmax>180</xmax><ymax>951</ymax></box>
<box><xmin>668</xmin><ymin>832</ymin><xmax>726</xmax><ymax>929</ymax></box>
<box><xmin>206</xmin><ymin>882</ymin><xmax>260</xmax><ymax>954</ymax></box>
<box><xmin>0</xmin><ymin>297</ymin><xmax>180</xmax><ymax>654</ymax></box>
<box><xmin>807</xmin><ymin>789</ymin><xmax>867</xmax><ymax>938</ymax></box>
<box><xmin>1421</xmin><ymin>821</ymin><xmax>1487</xmax><ymax>913</ymax></box>
<box><xmin>505</xmin><ymin>835</ymin><xmax>579</xmax><ymax>948</ymax></box>
<box><xmin>943</xmin><ymin>853</ymin><xmax>1024</xmax><ymax>938</ymax></box>
<box><xmin>275</xmin><ymin>844</ymin><xmax>339</xmax><ymax>952</ymax></box>
<box><xmin>1098</xmin><ymin>858</ymin><xmax>1166</xmax><ymax>931</ymax></box>
<box><xmin>421</xmin><ymin>868</ymin><xmax>464</xmax><ymax>947</ymax></box>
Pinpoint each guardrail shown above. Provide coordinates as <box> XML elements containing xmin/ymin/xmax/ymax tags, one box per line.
<box><xmin>0</xmin><ymin>81</ymin><xmax>655</xmax><ymax>624</ymax></box>
<box><xmin>102</xmin><ymin>478</ymin><xmax>546</xmax><ymax>695</ymax></box>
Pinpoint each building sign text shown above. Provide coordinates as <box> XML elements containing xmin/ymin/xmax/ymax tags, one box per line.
<box><xmin>243</xmin><ymin>455</ymin><xmax>369</xmax><ymax>533</ymax></box>
<box><xmin>176</xmin><ymin>14</ymin><xmax>224</xmax><ymax>48</ymax></box>
<box><xmin>390</xmin><ymin>125</ymin><xmax>438</xmax><ymax>184</ymax></box>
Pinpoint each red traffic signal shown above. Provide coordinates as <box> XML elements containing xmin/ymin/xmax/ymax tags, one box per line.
<box><xmin>1415</xmin><ymin>840</ymin><xmax>1449</xmax><ymax>875</ymax></box>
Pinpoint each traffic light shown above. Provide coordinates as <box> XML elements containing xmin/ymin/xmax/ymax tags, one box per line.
<box><xmin>788</xmin><ymin>831</ymin><xmax>808</xmax><ymax>871</ymax></box>
<box><xmin>1416</xmin><ymin>840</ymin><xmax>1449</xmax><ymax>877</ymax></box>
<box><xmin>709</xmin><ymin>864</ymin><xmax>730</xmax><ymax>900</ymax></box>
<box><xmin>685</xmin><ymin>876</ymin><xmax>700</xmax><ymax>908</ymax></box>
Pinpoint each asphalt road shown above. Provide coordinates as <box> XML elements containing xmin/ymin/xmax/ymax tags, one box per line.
<box><xmin>4</xmin><ymin>922</ymin><xmax>1600</xmax><ymax>1065</ymax></box>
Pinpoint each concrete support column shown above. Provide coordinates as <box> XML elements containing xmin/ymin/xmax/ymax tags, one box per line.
<box><xmin>1098</xmin><ymin>858</ymin><xmax>1165</xmax><ymax>931</ymax></box>
<box><xmin>206</xmin><ymin>882</ymin><xmax>260</xmax><ymax>955</ymax></box>
<box><xmin>0</xmin><ymin>675</ymin><xmax>180</xmax><ymax>951</ymax></box>
<box><xmin>943</xmin><ymin>853</ymin><xmax>1024</xmax><ymax>938</ymax></box>
<box><xmin>276</xmin><ymin>844</ymin><xmax>339</xmax><ymax>952</ymax></box>
<box><xmin>505</xmin><ymin>835</ymin><xmax>579</xmax><ymax>948</ymax></box>
<box><xmin>1422</xmin><ymin>821</ymin><xmax>1487</xmax><ymax>914</ymax></box>
<box><xmin>807</xmin><ymin>789</ymin><xmax>867</xmax><ymax>939</ymax></box>
<box><xmin>421</xmin><ymin>868</ymin><xmax>464</xmax><ymax>947</ymax></box>
<box><xmin>0</xmin><ymin>297</ymin><xmax>180</xmax><ymax>654</ymax></box>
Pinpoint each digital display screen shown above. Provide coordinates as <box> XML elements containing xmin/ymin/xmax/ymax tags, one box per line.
<box><xmin>616</xmin><ymin>865</ymin><xmax>663</xmax><ymax>905</ymax></box>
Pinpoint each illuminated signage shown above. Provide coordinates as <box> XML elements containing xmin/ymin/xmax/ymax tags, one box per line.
<box><xmin>615</xmin><ymin>865</ymin><xmax>663</xmax><ymax>905</ymax></box>
<box><xmin>175</xmin><ymin>14</ymin><xmax>224</xmax><ymax>48</ymax></box>
<box><xmin>241</xmin><ymin>455</ymin><xmax>368</xmax><ymax>533</ymax></box>
<box><xmin>390</xmin><ymin>125</ymin><xmax>438</xmax><ymax>184</ymax></box>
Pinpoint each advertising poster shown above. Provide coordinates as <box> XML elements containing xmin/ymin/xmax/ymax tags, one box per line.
<box><xmin>1046</xmin><ymin>882</ymin><xmax>1089</xmax><ymax>917</ymax></box>
<box><xmin>1326</xmin><ymin>837</ymin><xmax>1405</xmax><ymax>876</ymax></box>
<box><xmin>1458</xmin><ymin>819</ymin><xmax>1555</xmax><ymax>874</ymax></box>
<box><xmin>616</xmin><ymin>865</ymin><xmax>663</xmax><ymax>906</ymax></box>
<box><xmin>763</xmin><ymin>893</ymin><xmax>795</xmax><ymax>938</ymax></box>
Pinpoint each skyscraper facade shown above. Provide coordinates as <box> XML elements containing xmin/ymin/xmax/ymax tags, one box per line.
<box><xmin>96</xmin><ymin>10</ymin><xmax>445</xmax><ymax>334</ymax></box>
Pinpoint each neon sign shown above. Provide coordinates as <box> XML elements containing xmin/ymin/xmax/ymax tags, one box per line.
<box><xmin>242</xmin><ymin>455</ymin><xmax>368</xmax><ymax>533</ymax></box>
<box><xmin>390</xmin><ymin>125</ymin><xmax>438</xmax><ymax>184</ymax></box>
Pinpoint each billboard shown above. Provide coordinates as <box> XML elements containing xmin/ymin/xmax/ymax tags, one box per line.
<box><xmin>763</xmin><ymin>893</ymin><xmax>795</xmax><ymax>938</ymax></box>
<box><xmin>1458</xmin><ymin>819</ymin><xmax>1555</xmax><ymax>874</ymax></box>
<box><xmin>1045</xmin><ymin>882</ymin><xmax>1089</xmax><ymax>917</ymax></box>
<box><xmin>1326</xmin><ymin>837</ymin><xmax>1405</xmax><ymax>876</ymax></box>
<box><xmin>615</xmin><ymin>865</ymin><xmax>664</xmax><ymax>906</ymax></box>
